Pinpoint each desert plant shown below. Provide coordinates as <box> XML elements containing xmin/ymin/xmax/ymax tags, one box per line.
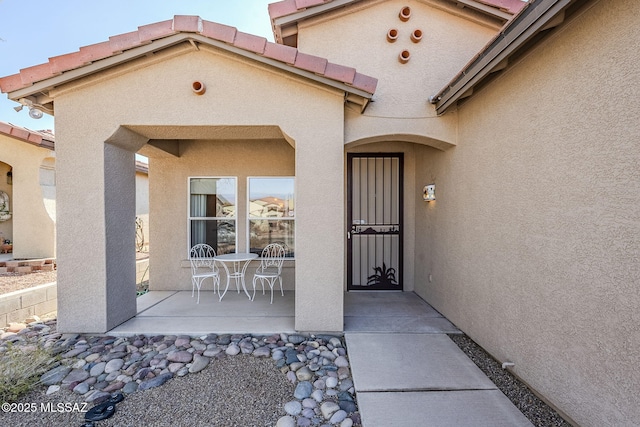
<box><xmin>0</xmin><ymin>341</ymin><xmax>59</xmax><ymax>402</ymax></box>
<box><xmin>367</xmin><ymin>262</ymin><xmax>398</xmax><ymax>287</ymax></box>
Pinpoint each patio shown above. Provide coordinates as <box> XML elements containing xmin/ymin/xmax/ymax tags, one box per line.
<box><xmin>107</xmin><ymin>290</ymin><xmax>459</xmax><ymax>336</ymax></box>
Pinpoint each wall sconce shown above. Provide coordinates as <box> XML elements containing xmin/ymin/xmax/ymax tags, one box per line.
<box><xmin>423</xmin><ymin>184</ymin><xmax>435</xmax><ymax>201</ymax></box>
<box><xmin>6</xmin><ymin>169</ymin><xmax>12</xmax><ymax>185</ymax></box>
<box><xmin>28</xmin><ymin>106</ymin><xmax>44</xmax><ymax>119</ymax></box>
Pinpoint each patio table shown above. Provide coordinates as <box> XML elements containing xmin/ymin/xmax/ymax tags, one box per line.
<box><xmin>214</xmin><ymin>252</ymin><xmax>259</xmax><ymax>301</ymax></box>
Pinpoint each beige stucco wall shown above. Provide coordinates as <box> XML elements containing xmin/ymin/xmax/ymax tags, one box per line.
<box><xmin>297</xmin><ymin>0</ymin><xmax>500</xmax><ymax>148</ymax></box>
<box><xmin>53</xmin><ymin>42</ymin><xmax>347</xmax><ymax>332</ymax></box>
<box><xmin>0</xmin><ymin>136</ymin><xmax>56</xmax><ymax>259</ymax></box>
<box><xmin>415</xmin><ymin>1</ymin><xmax>640</xmax><ymax>425</ymax></box>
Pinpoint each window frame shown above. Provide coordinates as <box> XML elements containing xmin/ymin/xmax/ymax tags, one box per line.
<box><xmin>247</xmin><ymin>176</ymin><xmax>295</xmax><ymax>259</ymax></box>
<box><xmin>187</xmin><ymin>176</ymin><xmax>238</xmax><ymax>257</ymax></box>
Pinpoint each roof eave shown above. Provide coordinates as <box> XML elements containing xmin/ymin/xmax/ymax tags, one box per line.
<box><xmin>455</xmin><ymin>0</ymin><xmax>515</xmax><ymax>21</ymax></box>
<box><xmin>5</xmin><ymin>32</ymin><xmax>374</xmax><ymax>114</ymax></box>
<box><xmin>271</xmin><ymin>0</ymin><xmax>518</xmax><ymax>45</ymax></box>
<box><xmin>431</xmin><ymin>0</ymin><xmax>574</xmax><ymax>114</ymax></box>
<box><xmin>0</xmin><ymin>121</ymin><xmax>55</xmax><ymax>149</ymax></box>
<box><xmin>5</xmin><ymin>33</ymin><xmax>193</xmax><ymax>102</ymax></box>
<box><xmin>273</xmin><ymin>0</ymin><xmax>361</xmax><ymax>24</ymax></box>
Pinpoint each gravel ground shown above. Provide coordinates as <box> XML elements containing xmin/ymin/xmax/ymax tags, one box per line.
<box><xmin>4</xmin><ymin>355</ymin><xmax>293</xmax><ymax>427</ymax></box>
<box><xmin>0</xmin><ymin>270</ymin><xmax>57</xmax><ymax>295</ymax></box>
<box><xmin>449</xmin><ymin>334</ymin><xmax>572</xmax><ymax>427</ymax></box>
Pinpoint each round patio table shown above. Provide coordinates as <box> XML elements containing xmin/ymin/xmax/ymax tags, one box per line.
<box><xmin>214</xmin><ymin>252</ymin><xmax>259</xmax><ymax>301</ymax></box>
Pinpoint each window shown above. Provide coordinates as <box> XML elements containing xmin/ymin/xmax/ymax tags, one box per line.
<box><xmin>248</xmin><ymin>177</ymin><xmax>295</xmax><ymax>257</ymax></box>
<box><xmin>189</xmin><ymin>177</ymin><xmax>236</xmax><ymax>255</ymax></box>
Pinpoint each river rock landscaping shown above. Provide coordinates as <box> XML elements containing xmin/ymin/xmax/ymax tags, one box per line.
<box><xmin>1</xmin><ymin>320</ymin><xmax>360</xmax><ymax>426</ymax></box>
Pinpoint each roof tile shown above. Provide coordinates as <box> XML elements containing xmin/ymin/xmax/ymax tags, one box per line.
<box><xmin>79</xmin><ymin>41</ymin><xmax>114</xmax><ymax>62</ymax></box>
<box><xmin>173</xmin><ymin>15</ymin><xmax>201</xmax><ymax>32</ymax></box>
<box><xmin>294</xmin><ymin>52</ymin><xmax>328</xmax><ymax>74</ymax></box>
<box><xmin>0</xmin><ymin>73</ymin><xmax>25</xmax><ymax>93</ymax></box>
<box><xmin>477</xmin><ymin>0</ymin><xmax>527</xmax><ymax>15</ymax></box>
<box><xmin>0</xmin><ymin>122</ymin><xmax>12</xmax><ymax>135</ymax></box>
<box><xmin>27</xmin><ymin>132</ymin><xmax>43</xmax><ymax>144</ymax></box>
<box><xmin>9</xmin><ymin>126</ymin><xmax>29</xmax><ymax>141</ymax></box>
<box><xmin>20</xmin><ymin>63</ymin><xmax>57</xmax><ymax>86</ymax></box>
<box><xmin>263</xmin><ymin>42</ymin><xmax>298</xmax><ymax>64</ymax></box>
<box><xmin>295</xmin><ymin>0</ymin><xmax>327</xmax><ymax>10</ymax></box>
<box><xmin>139</xmin><ymin>20</ymin><xmax>175</xmax><ymax>43</ymax></box>
<box><xmin>200</xmin><ymin>20</ymin><xmax>237</xmax><ymax>44</ymax></box>
<box><xmin>233</xmin><ymin>32</ymin><xmax>268</xmax><ymax>54</ymax></box>
<box><xmin>323</xmin><ymin>62</ymin><xmax>356</xmax><ymax>85</ymax></box>
<box><xmin>109</xmin><ymin>31</ymin><xmax>145</xmax><ymax>53</ymax></box>
<box><xmin>268</xmin><ymin>0</ymin><xmax>299</xmax><ymax>20</ymax></box>
<box><xmin>49</xmin><ymin>51</ymin><xmax>90</xmax><ymax>74</ymax></box>
<box><xmin>351</xmin><ymin>72</ymin><xmax>378</xmax><ymax>94</ymax></box>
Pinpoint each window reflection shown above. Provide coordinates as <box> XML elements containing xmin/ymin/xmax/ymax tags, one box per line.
<box><xmin>189</xmin><ymin>178</ymin><xmax>236</xmax><ymax>255</ymax></box>
<box><xmin>249</xmin><ymin>178</ymin><xmax>295</xmax><ymax>257</ymax></box>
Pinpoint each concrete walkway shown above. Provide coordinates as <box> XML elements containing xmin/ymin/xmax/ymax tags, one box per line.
<box><xmin>344</xmin><ymin>292</ymin><xmax>533</xmax><ymax>427</ymax></box>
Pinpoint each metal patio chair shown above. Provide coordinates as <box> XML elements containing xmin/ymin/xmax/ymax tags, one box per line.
<box><xmin>189</xmin><ymin>243</ymin><xmax>220</xmax><ymax>304</ymax></box>
<box><xmin>251</xmin><ymin>243</ymin><xmax>286</xmax><ymax>304</ymax></box>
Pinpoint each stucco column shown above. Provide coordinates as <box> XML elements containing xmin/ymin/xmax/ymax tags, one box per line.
<box><xmin>103</xmin><ymin>143</ymin><xmax>137</xmax><ymax>329</ymax></box>
<box><xmin>56</xmin><ymin>130</ymin><xmax>137</xmax><ymax>333</ymax></box>
<box><xmin>295</xmin><ymin>131</ymin><xmax>344</xmax><ymax>332</ymax></box>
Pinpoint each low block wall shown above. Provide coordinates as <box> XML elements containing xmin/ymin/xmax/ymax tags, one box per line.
<box><xmin>0</xmin><ymin>258</ymin><xmax>56</xmax><ymax>274</ymax></box>
<box><xmin>136</xmin><ymin>258</ymin><xmax>149</xmax><ymax>284</ymax></box>
<box><xmin>0</xmin><ymin>282</ymin><xmax>57</xmax><ymax>327</ymax></box>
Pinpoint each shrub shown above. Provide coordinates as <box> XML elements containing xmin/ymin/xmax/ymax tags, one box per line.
<box><xmin>0</xmin><ymin>341</ymin><xmax>58</xmax><ymax>402</ymax></box>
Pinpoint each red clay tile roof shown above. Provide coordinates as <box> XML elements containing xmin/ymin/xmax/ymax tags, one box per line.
<box><xmin>0</xmin><ymin>121</ymin><xmax>55</xmax><ymax>150</ymax></box>
<box><xmin>268</xmin><ymin>0</ymin><xmax>329</xmax><ymax>20</ymax></box>
<box><xmin>0</xmin><ymin>122</ymin><xmax>149</xmax><ymax>173</ymax></box>
<box><xmin>0</xmin><ymin>15</ymin><xmax>377</xmax><ymax>96</ymax></box>
<box><xmin>475</xmin><ymin>0</ymin><xmax>528</xmax><ymax>15</ymax></box>
<box><xmin>268</xmin><ymin>0</ymin><xmax>526</xmax><ymax>20</ymax></box>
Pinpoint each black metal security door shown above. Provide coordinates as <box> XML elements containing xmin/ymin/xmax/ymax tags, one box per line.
<box><xmin>347</xmin><ymin>154</ymin><xmax>403</xmax><ymax>290</ymax></box>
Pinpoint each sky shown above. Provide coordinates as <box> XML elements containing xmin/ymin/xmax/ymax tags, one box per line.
<box><xmin>0</xmin><ymin>0</ymin><xmax>275</xmax><ymax>132</ymax></box>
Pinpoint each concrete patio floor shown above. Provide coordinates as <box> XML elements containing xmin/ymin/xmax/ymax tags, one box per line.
<box><xmin>107</xmin><ymin>290</ymin><xmax>460</xmax><ymax>336</ymax></box>
<box><xmin>108</xmin><ymin>289</ymin><xmax>296</xmax><ymax>336</ymax></box>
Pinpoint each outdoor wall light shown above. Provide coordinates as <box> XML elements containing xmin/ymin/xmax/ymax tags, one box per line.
<box><xmin>423</xmin><ymin>184</ymin><xmax>435</xmax><ymax>201</ymax></box>
<box><xmin>6</xmin><ymin>170</ymin><xmax>12</xmax><ymax>185</ymax></box>
<box><xmin>28</xmin><ymin>106</ymin><xmax>43</xmax><ymax>119</ymax></box>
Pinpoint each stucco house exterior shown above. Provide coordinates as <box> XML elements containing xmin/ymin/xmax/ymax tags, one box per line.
<box><xmin>1</xmin><ymin>0</ymin><xmax>638</xmax><ymax>425</ymax></box>
<box><xmin>0</xmin><ymin>122</ymin><xmax>56</xmax><ymax>260</ymax></box>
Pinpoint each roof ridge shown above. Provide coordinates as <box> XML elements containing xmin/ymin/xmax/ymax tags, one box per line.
<box><xmin>0</xmin><ymin>15</ymin><xmax>377</xmax><ymax>96</ymax></box>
